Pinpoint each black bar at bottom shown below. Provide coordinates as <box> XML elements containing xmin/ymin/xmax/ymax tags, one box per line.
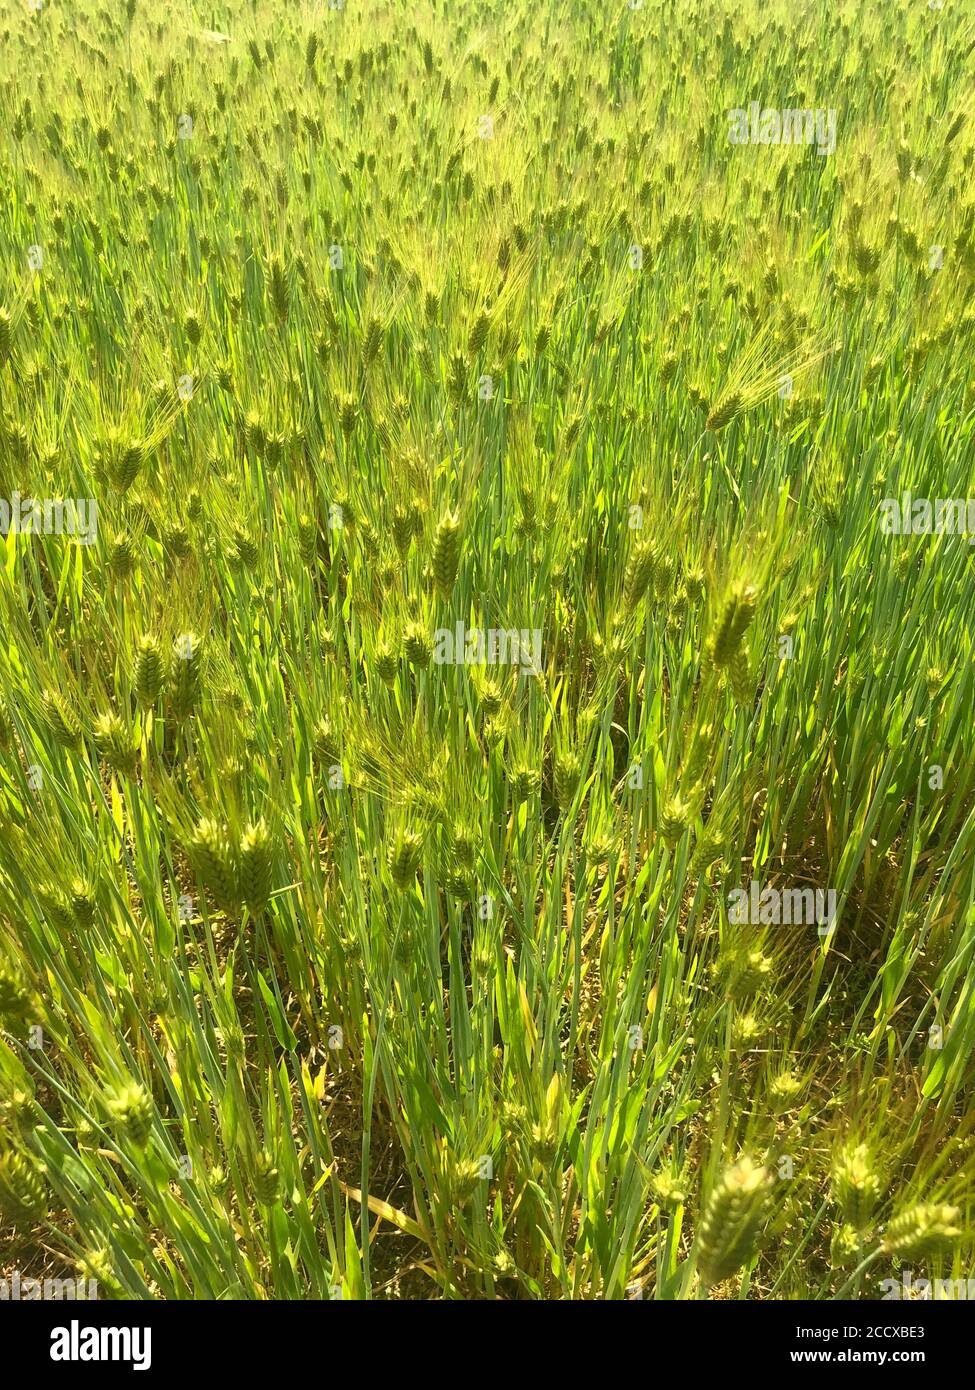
<box><xmin>2</xmin><ymin>1296</ymin><xmax>967</xmax><ymax>1376</ymax></box>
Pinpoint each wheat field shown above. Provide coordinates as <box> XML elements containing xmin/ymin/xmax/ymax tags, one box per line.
<box><xmin>1</xmin><ymin>0</ymin><xmax>975</xmax><ymax>1302</ymax></box>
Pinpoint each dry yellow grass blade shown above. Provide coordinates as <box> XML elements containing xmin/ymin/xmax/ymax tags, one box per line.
<box><xmin>336</xmin><ymin>1180</ymin><xmax>431</xmax><ymax>1246</ymax></box>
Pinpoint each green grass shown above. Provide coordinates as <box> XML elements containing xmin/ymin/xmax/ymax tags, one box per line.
<box><xmin>2</xmin><ymin>0</ymin><xmax>975</xmax><ymax>1300</ymax></box>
